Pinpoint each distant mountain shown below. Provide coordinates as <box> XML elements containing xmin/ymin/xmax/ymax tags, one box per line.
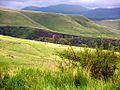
<box><xmin>81</xmin><ymin>8</ymin><xmax>120</xmax><ymax>20</ymax></box>
<box><xmin>22</xmin><ymin>4</ymin><xmax>120</xmax><ymax>20</ymax></box>
<box><xmin>22</xmin><ymin>4</ymin><xmax>89</xmax><ymax>14</ymax></box>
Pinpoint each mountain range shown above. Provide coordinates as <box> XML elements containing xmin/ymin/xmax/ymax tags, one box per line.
<box><xmin>23</xmin><ymin>4</ymin><xmax>120</xmax><ymax>20</ymax></box>
<box><xmin>22</xmin><ymin>4</ymin><xmax>89</xmax><ymax>14</ymax></box>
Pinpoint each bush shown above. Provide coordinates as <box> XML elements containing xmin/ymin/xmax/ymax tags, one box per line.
<box><xmin>58</xmin><ymin>46</ymin><xmax>120</xmax><ymax>80</ymax></box>
<box><xmin>90</xmin><ymin>49</ymin><xmax>119</xmax><ymax>79</ymax></box>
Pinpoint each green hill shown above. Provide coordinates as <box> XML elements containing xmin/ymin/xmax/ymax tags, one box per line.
<box><xmin>95</xmin><ymin>19</ymin><xmax>120</xmax><ymax>30</ymax></box>
<box><xmin>0</xmin><ymin>8</ymin><xmax>120</xmax><ymax>39</ymax></box>
<box><xmin>0</xmin><ymin>8</ymin><xmax>49</xmax><ymax>30</ymax></box>
<box><xmin>22</xmin><ymin>10</ymin><xmax>120</xmax><ymax>38</ymax></box>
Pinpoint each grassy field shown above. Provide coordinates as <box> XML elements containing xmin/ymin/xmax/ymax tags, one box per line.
<box><xmin>1</xmin><ymin>8</ymin><xmax>120</xmax><ymax>39</ymax></box>
<box><xmin>0</xmin><ymin>35</ymin><xmax>120</xmax><ymax>90</ymax></box>
<box><xmin>0</xmin><ymin>35</ymin><xmax>66</xmax><ymax>68</ymax></box>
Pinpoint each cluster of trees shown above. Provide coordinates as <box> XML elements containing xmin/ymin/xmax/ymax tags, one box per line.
<box><xmin>0</xmin><ymin>26</ymin><xmax>120</xmax><ymax>50</ymax></box>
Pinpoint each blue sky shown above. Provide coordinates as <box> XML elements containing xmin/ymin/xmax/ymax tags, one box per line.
<box><xmin>0</xmin><ymin>0</ymin><xmax>120</xmax><ymax>9</ymax></box>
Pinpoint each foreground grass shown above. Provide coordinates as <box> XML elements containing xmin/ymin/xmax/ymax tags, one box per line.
<box><xmin>0</xmin><ymin>66</ymin><xmax>120</xmax><ymax>90</ymax></box>
<box><xmin>0</xmin><ymin>35</ymin><xmax>120</xmax><ymax>90</ymax></box>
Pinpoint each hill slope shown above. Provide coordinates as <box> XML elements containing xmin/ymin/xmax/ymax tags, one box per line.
<box><xmin>0</xmin><ymin>8</ymin><xmax>120</xmax><ymax>39</ymax></box>
<box><xmin>95</xmin><ymin>19</ymin><xmax>120</xmax><ymax>30</ymax></box>
<box><xmin>21</xmin><ymin>10</ymin><xmax>120</xmax><ymax>38</ymax></box>
<box><xmin>0</xmin><ymin>8</ymin><xmax>48</xmax><ymax>29</ymax></box>
<box><xmin>0</xmin><ymin>35</ymin><xmax>65</xmax><ymax>67</ymax></box>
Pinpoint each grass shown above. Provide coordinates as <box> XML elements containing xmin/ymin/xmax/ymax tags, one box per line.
<box><xmin>0</xmin><ymin>35</ymin><xmax>120</xmax><ymax>90</ymax></box>
<box><xmin>1</xmin><ymin>67</ymin><xmax>119</xmax><ymax>90</ymax></box>
<box><xmin>0</xmin><ymin>35</ymin><xmax>66</xmax><ymax>68</ymax></box>
<box><xmin>1</xmin><ymin>8</ymin><xmax>120</xmax><ymax>39</ymax></box>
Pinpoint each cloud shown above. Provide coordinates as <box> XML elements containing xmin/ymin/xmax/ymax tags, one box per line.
<box><xmin>0</xmin><ymin>0</ymin><xmax>62</xmax><ymax>9</ymax></box>
<box><xmin>65</xmin><ymin>0</ymin><xmax>120</xmax><ymax>8</ymax></box>
<box><xmin>0</xmin><ymin>0</ymin><xmax>120</xmax><ymax>9</ymax></box>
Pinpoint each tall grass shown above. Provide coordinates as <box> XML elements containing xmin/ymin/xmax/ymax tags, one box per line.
<box><xmin>0</xmin><ymin>57</ymin><xmax>120</xmax><ymax>90</ymax></box>
<box><xmin>0</xmin><ymin>66</ymin><xmax>120</xmax><ymax>90</ymax></box>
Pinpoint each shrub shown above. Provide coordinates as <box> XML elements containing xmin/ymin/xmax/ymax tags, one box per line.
<box><xmin>90</xmin><ymin>49</ymin><xmax>119</xmax><ymax>79</ymax></box>
<box><xmin>57</xmin><ymin>46</ymin><xmax>120</xmax><ymax>80</ymax></box>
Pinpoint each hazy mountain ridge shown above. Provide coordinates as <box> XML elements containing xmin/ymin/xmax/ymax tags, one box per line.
<box><xmin>22</xmin><ymin>4</ymin><xmax>120</xmax><ymax>20</ymax></box>
<box><xmin>82</xmin><ymin>8</ymin><xmax>120</xmax><ymax>20</ymax></box>
<box><xmin>22</xmin><ymin>4</ymin><xmax>89</xmax><ymax>14</ymax></box>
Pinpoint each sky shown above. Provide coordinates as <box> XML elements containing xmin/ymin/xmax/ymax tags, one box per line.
<box><xmin>0</xmin><ymin>0</ymin><xmax>120</xmax><ymax>9</ymax></box>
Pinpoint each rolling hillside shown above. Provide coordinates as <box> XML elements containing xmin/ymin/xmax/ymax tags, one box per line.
<box><xmin>0</xmin><ymin>8</ymin><xmax>120</xmax><ymax>39</ymax></box>
<box><xmin>95</xmin><ymin>19</ymin><xmax>120</xmax><ymax>30</ymax></box>
<box><xmin>0</xmin><ymin>8</ymin><xmax>48</xmax><ymax>29</ymax></box>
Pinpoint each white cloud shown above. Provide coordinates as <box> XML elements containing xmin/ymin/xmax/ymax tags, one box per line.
<box><xmin>0</xmin><ymin>0</ymin><xmax>120</xmax><ymax>9</ymax></box>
